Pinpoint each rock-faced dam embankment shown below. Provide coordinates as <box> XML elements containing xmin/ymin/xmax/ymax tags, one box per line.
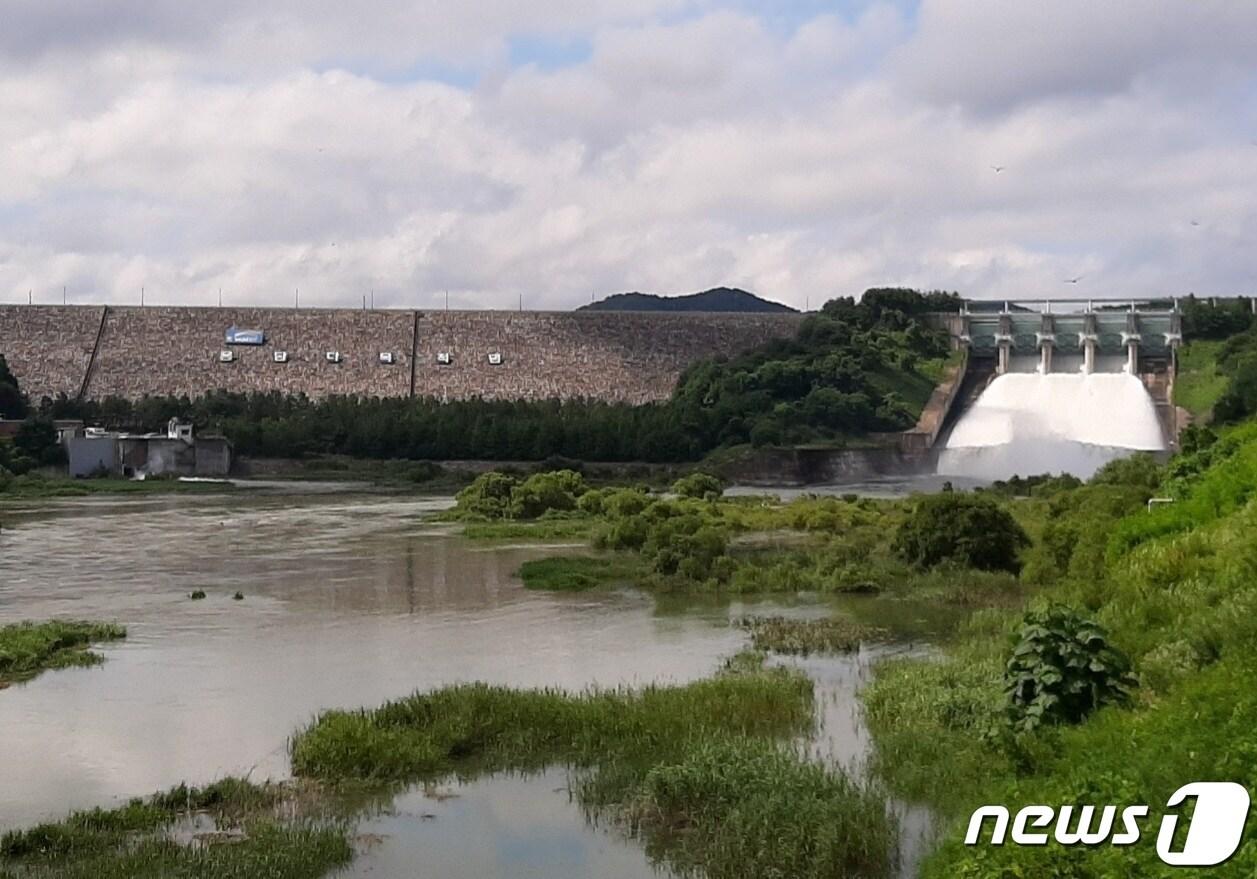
<box><xmin>0</xmin><ymin>305</ymin><xmax>804</xmax><ymax>404</ymax></box>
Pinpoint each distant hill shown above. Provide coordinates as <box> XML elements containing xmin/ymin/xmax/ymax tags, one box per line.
<box><xmin>580</xmin><ymin>287</ymin><xmax>797</xmax><ymax>313</ymax></box>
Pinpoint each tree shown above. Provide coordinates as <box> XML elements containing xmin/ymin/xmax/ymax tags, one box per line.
<box><xmin>15</xmin><ymin>417</ymin><xmax>64</xmax><ymax>467</ymax></box>
<box><xmin>892</xmin><ymin>492</ymin><xmax>1030</xmax><ymax>574</ymax></box>
<box><xmin>0</xmin><ymin>354</ymin><xmax>26</xmax><ymax>419</ymax></box>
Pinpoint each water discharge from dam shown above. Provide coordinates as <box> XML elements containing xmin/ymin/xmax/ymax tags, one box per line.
<box><xmin>938</xmin><ymin>371</ymin><xmax>1166</xmax><ymax>481</ymax></box>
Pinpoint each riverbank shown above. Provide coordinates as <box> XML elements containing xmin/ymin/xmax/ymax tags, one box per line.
<box><xmin>863</xmin><ymin>420</ymin><xmax>1257</xmax><ymax>876</ymax></box>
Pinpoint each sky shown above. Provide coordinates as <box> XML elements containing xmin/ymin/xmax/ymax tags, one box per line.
<box><xmin>0</xmin><ymin>0</ymin><xmax>1254</xmax><ymax>310</ymax></box>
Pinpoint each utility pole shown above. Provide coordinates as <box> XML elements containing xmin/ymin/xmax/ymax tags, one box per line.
<box><xmin>445</xmin><ymin>290</ymin><xmax>449</xmax><ymax>312</ymax></box>
<box><xmin>28</xmin><ymin>289</ymin><xmax>32</xmax><ymax>305</ymax></box>
<box><xmin>295</xmin><ymin>287</ymin><xmax>299</xmax><ymax>309</ymax></box>
<box><xmin>370</xmin><ymin>288</ymin><xmax>374</xmax><ymax>309</ymax></box>
<box><xmin>63</xmin><ymin>286</ymin><xmax>66</xmax><ymax>305</ymax></box>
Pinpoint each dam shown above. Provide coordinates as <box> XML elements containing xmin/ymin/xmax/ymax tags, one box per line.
<box><xmin>936</xmin><ymin>300</ymin><xmax>1182</xmax><ymax>480</ymax></box>
<box><xmin>0</xmin><ymin>305</ymin><xmax>803</xmax><ymax>406</ymax></box>
<box><xmin>0</xmin><ymin>297</ymin><xmax>1189</xmax><ymax>483</ymax></box>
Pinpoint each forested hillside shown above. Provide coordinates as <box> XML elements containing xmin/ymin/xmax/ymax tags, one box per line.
<box><xmin>579</xmin><ymin>287</ymin><xmax>796</xmax><ymax>313</ymax></box>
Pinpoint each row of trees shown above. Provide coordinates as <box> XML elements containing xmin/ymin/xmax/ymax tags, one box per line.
<box><xmin>11</xmin><ymin>288</ymin><xmax>960</xmax><ymax>463</ymax></box>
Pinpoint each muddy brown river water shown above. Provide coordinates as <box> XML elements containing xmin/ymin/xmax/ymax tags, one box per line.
<box><xmin>0</xmin><ymin>487</ymin><xmax>944</xmax><ymax>877</ymax></box>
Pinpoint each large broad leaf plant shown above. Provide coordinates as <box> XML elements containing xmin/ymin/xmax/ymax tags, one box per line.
<box><xmin>1005</xmin><ymin>604</ymin><xmax>1138</xmax><ymax>732</ymax></box>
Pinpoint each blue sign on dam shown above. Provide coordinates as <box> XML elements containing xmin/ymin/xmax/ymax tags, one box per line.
<box><xmin>224</xmin><ymin>326</ymin><xmax>266</xmax><ymax>345</ymax></box>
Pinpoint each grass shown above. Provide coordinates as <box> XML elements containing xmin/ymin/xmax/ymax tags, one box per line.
<box><xmin>0</xmin><ymin>621</ymin><xmax>126</xmax><ymax>688</ymax></box>
<box><xmin>735</xmin><ymin>615</ymin><xmax>886</xmax><ymax>654</ymax></box>
<box><xmin>621</xmin><ymin>737</ymin><xmax>895</xmax><ymax>879</ymax></box>
<box><xmin>516</xmin><ymin>554</ymin><xmax>643</xmax><ymax>591</ymax></box>
<box><xmin>0</xmin><ymin>778</ymin><xmax>352</xmax><ymax>879</ymax></box>
<box><xmin>290</xmin><ymin>655</ymin><xmax>895</xmax><ymax>878</ymax></box>
<box><xmin>1173</xmin><ymin>340</ymin><xmax>1228</xmax><ymax>418</ymax></box>
<box><xmin>290</xmin><ymin>655</ymin><xmax>815</xmax><ymax>781</ymax></box>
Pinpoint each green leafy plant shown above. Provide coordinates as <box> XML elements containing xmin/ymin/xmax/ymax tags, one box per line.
<box><xmin>892</xmin><ymin>492</ymin><xmax>1029</xmax><ymax>573</ymax></box>
<box><xmin>1004</xmin><ymin>605</ymin><xmax>1137</xmax><ymax>732</ymax></box>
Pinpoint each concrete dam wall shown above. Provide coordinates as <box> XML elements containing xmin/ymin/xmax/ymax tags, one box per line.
<box><xmin>0</xmin><ymin>305</ymin><xmax>804</xmax><ymax>405</ymax></box>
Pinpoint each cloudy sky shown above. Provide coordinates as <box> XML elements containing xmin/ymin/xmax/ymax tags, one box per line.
<box><xmin>1</xmin><ymin>0</ymin><xmax>1254</xmax><ymax>310</ymax></box>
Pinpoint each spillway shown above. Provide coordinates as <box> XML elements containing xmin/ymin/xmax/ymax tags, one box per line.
<box><xmin>937</xmin><ymin>371</ymin><xmax>1166</xmax><ymax>481</ymax></box>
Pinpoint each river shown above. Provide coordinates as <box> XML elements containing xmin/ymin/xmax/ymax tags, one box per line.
<box><xmin>0</xmin><ymin>487</ymin><xmax>945</xmax><ymax>877</ymax></box>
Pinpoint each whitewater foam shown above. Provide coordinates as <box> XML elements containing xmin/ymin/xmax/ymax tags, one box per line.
<box><xmin>937</xmin><ymin>372</ymin><xmax>1166</xmax><ymax>481</ymax></box>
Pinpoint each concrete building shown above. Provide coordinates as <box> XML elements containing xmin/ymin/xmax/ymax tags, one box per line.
<box><xmin>66</xmin><ymin>418</ymin><xmax>231</xmax><ymax>478</ymax></box>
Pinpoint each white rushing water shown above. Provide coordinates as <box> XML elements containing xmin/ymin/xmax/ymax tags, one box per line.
<box><xmin>937</xmin><ymin>372</ymin><xmax>1166</xmax><ymax>480</ymax></box>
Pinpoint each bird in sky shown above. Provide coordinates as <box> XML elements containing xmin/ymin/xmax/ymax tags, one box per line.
<box><xmin>1064</xmin><ymin>276</ymin><xmax>1083</xmax><ymax>284</ymax></box>
<box><xmin>1189</xmin><ymin>219</ymin><xmax>1201</xmax><ymax>226</ymax></box>
<box><xmin>991</xmin><ymin>165</ymin><xmax>1006</xmax><ymax>173</ymax></box>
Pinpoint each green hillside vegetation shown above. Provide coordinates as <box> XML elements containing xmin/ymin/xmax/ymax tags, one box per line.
<box><xmin>863</xmin><ymin>423</ymin><xmax>1257</xmax><ymax>876</ymax></box>
<box><xmin>1172</xmin><ymin>340</ymin><xmax>1228</xmax><ymax>417</ymax></box>
<box><xmin>25</xmin><ymin>288</ymin><xmax>959</xmax><ymax>464</ymax></box>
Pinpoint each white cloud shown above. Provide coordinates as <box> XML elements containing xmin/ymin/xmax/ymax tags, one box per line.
<box><xmin>894</xmin><ymin>0</ymin><xmax>1257</xmax><ymax>112</ymax></box>
<box><xmin>0</xmin><ymin>2</ymin><xmax>1255</xmax><ymax>310</ymax></box>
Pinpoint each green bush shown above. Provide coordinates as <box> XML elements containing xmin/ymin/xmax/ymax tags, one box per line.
<box><xmin>576</xmin><ymin>487</ymin><xmax>608</xmax><ymax>515</ymax></box>
<box><xmin>603</xmin><ymin>487</ymin><xmax>652</xmax><ymax>518</ymax></box>
<box><xmin>892</xmin><ymin>493</ymin><xmax>1029</xmax><ymax>574</ymax></box>
<box><xmin>453</xmin><ymin>471</ymin><xmax>518</xmax><ymax>518</ymax></box>
<box><xmin>671</xmin><ymin>472</ymin><xmax>725</xmax><ymax>500</ymax></box>
<box><xmin>1004</xmin><ymin>605</ymin><xmax>1137</xmax><ymax>732</ymax></box>
<box><xmin>1089</xmin><ymin>452</ymin><xmax>1163</xmax><ymax>491</ymax></box>
<box><xmin>508</xmin><ymin>469</ymin><xmax>588</xmax><ymax>519</ymax></box>
<box><xmin>641</xmin><ymin>513</ymin><xmax>731</xmax><ymax>582</ymax></box>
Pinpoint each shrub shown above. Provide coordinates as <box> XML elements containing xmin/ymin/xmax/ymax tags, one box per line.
<box><xmin>892</xmin><ymin>493</ymin><xmax>1029</xmax><ymax>574</ymax></box>
<box><xmin>1004</xmin><ymin>605</ymin><xmax>1137</xmax><ymax>732</ymax></box>
<box><xmin>1090</xmin><ymin>452</ymin><xmax>1163</xmax><ymax>492</ymax></box>
<box><xmin>642</xmin><ymin>513</ymin><xmax>730</xmax><ymax>582</ymax></box>
<box><xmin>576</xmin><ymin>487</ymin><xmax>608</xmax><ymax>515</ymax></box>
<box><xmin>508</xmin><ymin>469</ymin><xmax>589</xmax><ymax>519</ymax></box>
<box><xmin>671</xmin><ymin>472</ymin><xmax>725</xmax><ymax>500</ymax></box>
<box><xmin>453</xmin><ymin>471</ymin><xmax>518</xmax><ymax>518</ymax></box>
<box><xmin>594</xmin><ymin>513</ymin><xmax>651</xmax><ymax>551</ymax></box>
<box><xmin>603</xmin><ymin>487</ymin><xmax>652</xmax><ymax>518</ymax></box>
